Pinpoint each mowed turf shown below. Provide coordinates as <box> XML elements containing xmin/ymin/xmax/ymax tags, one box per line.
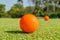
<box><xmin>0</xmin><ymin>18</ymin><xmax>60</xmax><ymax>40</ymax></box>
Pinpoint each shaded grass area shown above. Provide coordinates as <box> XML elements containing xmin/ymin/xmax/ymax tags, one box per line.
<box><xmin>0</xmin><ymin>18</ymin><xmax>60</xmax><ymax>40</ymax></box>
<box><xmin>5</xmin><ymin>31</ymin><xmax>23</xmax><ymax>34</ymax></box>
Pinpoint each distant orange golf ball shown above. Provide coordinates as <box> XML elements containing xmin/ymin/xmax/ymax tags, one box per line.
<box><xmin>44</xmin><ymin>16</ymin><xmax>49</xmax><ymax>21</ymax></box>
<box><xmin>20</xmin><ymin>14</ymin><xmax>38</xmax><ymax>33</ymax></box>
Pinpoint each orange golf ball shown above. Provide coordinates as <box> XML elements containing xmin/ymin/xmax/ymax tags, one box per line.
<box><xmin>44</xmin><ymin>16</ymin><xmax>49</xmax><ymax>21</ymax></box>
<box><xmin>20</xmin><ymin>14</ymin><xmax>38</xmax><ymax>33</ymax></box>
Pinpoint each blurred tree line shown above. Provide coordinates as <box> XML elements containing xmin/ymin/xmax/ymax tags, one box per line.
<box><xmin>0</xmin><ymin>0</ymin><xmax>60</xmax><ymax>18</ymax></box>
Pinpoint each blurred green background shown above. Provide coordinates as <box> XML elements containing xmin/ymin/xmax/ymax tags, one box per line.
<box><xmin>0</xmin><ymin>0</ymin><xmax>60</xmax><ymax>18</ymax></box>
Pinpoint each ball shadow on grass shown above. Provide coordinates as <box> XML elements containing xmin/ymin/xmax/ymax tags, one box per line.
<box><xmin>5</xmin><ymin>30</ymin><xmax>32</xmax><ymax>34</ymax></box>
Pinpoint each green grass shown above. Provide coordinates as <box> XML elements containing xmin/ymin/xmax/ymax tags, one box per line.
<box><xmin>0</xmin><ymin>18</ymin><xmax>60</xmax><ymax>40</ymax></box>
